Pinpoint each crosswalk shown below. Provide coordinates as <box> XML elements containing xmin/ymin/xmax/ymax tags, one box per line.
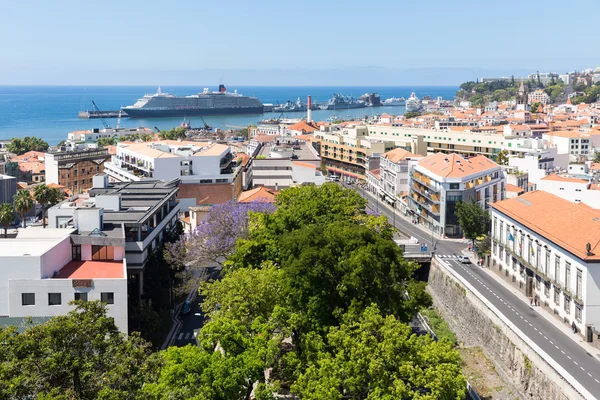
<box><xmin>437</xmin><ymin>254</ymin><xmax>462</xmax><ymax>259</ymax></box>
<box><xmin>177</xmin><ymin>332</ymin><xmax>193</xmax><ymax>341</ymax></box>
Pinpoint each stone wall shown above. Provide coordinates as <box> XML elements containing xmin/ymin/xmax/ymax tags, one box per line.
<box><xmin>427</xmin><ymin>259</ymin><xmax>585</xmax><ymax>400</ymax></box>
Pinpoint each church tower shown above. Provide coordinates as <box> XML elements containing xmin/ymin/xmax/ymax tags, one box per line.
<box><xmin>515</xmin><ymin>80</ymin><xmax>529</xmax><ymax>111</ymax></box>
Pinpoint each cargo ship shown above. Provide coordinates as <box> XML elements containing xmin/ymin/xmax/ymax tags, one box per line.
<box><xmin>121</xmin><ymin>85</ymin><xmax>264</xmax><ymax>118</ymax></box>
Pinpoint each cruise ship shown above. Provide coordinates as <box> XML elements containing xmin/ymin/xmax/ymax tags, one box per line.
<box><xmin>405</xmin><ymin>92</ymin><xmax>423</xmax><ymax>112</ymax></box>
<box><xmin>122</xmin><ymin>85</ymin><xmax>264</xmax><ymax>118</ymax></box>
<box><xmin>318</xmin><ymin>93</ymin><xmax>365</xmax><ymax>110</ymax></box>
<box><xmin>382</xmin><ymin>97</ymin><xmax>406</xmax><ymax>106</ymax></box>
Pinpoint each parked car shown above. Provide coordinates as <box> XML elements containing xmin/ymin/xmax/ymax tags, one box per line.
<box><xmin>460</xmin><ymin>255</ymin><xmax>471</xmax><ymax>264</ymax></box>
<box><xmin>181</xmin><ymin>300</ymin><xmax>191</xmax><ymax>316</ymax></box>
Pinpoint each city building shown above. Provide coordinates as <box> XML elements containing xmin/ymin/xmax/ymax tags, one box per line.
<box><xmin>103</xmin><ymin>140</ymin><xmax>241</xmax><ymax>210</ymax></box>
<box><xmin>45</xmin><ymin>149</ymin><xmax>111</xmax><ymax>194</ymax></box>
<box><xmin>0</xmin><ymin>174</ymin><xmax>17</xmax><ymax>205</ymax></box>
<box><xmin>47</xmin><ymin>174</ymin><xmax>180</xmax><ymax>298</ymax></box>
<box><xmin>528</xmin><ymin>89</ymin><xmax>551</xmax><ymax>105</ymax></box>
<box><xmin>0</xmin><ymin>228</ymin><xmax>128</xmax><ymax>333</ymax></box>
<box><xmin>11</xmin><ymin>151</ymin><xmax>46</xmax><ymax>183</ymax></box>
<box><xmin>376</xmin><ymin>148</ymin><xmax>422</xmax><ymax>205</ymax></box>
<box><xmin>66</xmin><ymin>127</ymin><xmax>154</xmax><ymax>145</ymax></box>
<box><xmin>515</xmin><ymin>81</ymin><xmax>530</xmax><ymax>111</ymax></box>
<box><xmin>409</xmin><ymin>153</ymin><xmax>505</xmax><ymax>237</ymax></box>
<box><xmin>490</xmin><ymin>191</ymin><xmax>600</xmax><ymax>346</ymax></box>
<box><xmin>537</xmin><ymin>175</ymin><xmax>600</xmax><ymax>208</ymax></box>
<box><xmin>543</xmin><ymin>131</ymin><xmax>599</xmax><ymax>160</ymax></box>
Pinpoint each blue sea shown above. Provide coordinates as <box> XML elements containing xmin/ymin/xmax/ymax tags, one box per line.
<box><xmin>0</xmin><ymin>86</ymin><xmax>458</xmax><ymax>145</ymax></box>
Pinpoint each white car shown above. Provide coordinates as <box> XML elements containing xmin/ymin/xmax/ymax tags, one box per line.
<box><xmin>459</xmin><ymin>255</ymin><xmax>471</xmax><ymax>264</ymax></box>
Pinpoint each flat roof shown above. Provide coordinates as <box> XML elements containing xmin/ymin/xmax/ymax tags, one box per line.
<box><xmin>54</xmin><ymin>260</ymin><xmax>124</xmax><ymax>279</ymax></box>
<box><xmin>0</xmin><ymin>229</ymin><xmax>74</xmax><ymax>257</ymax></box>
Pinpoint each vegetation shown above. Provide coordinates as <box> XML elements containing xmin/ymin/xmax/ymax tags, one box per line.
<box><xmin>404</xmin><ymin>111</ymin><xmax>422</xmax><ymax>119</ymax></box>
<box><xmin>420</xmin><ymin>307</ymin><xmax>458</xmax><ymax>347</ymax></box>
<box><xmin>158</xmin><ymin>127</ymin><xmax>188</xmax><ymax>140</ymax></box>
<box><xmin>0</xmin><ymin>203</ymin><xmax>15</xmax><ymax>237</ymax></box>
<box><xmin>97</xmin><ymin>137</ymin><xmax>117</xmax><ymax>147</ymax></box>
<box><xmin>13</xmin><ymin>189</ymin><xmax>34</xmax><ymax>228</ymax></box>
<box><xmin>0</xmin><ymin>301</ymin><xmax>151</xmax><ymax>399</ymax></box>
<box><xmin>7</xmin><ymin>136</ymin><xmax>49</xmax><ymax>155</ymax></box>
<box><xmin>456</xmin><ymin>80</ymin><xmax>520</xmax><ymax>106</ymax></box>
<box><xmin>569</xmin><ymin>83</ymin><xmax>600</xmax><ymax>105</ymax></box>
<box><xmin>494</xmin><ymin>149</ymin><xmax>509</xmax><ymax>166</ymax></box>
<box><xmin>33</xmin><ymin>184</ymin><xmax>62</xmax><ymax>228</ymax></box>
<box><xmin>0</xmin><ymin>185</ymin><xmax>466</xmax><ymax>399</ymax></box>
<box><xmin>593</xmin><ymin>152</ymin><xmax>600</xmax><ymax>163</ymax></box>
<box><xmin>455</xmin><ymin>199</ymin><xmax>490</xmax><ymax>245</ymax></box>
<box><xmin>117</xmin><ymin>132</ymin><xmax>154</xmax><ymax>142</ymax></box>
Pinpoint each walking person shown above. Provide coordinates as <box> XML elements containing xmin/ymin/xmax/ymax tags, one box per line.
<box><xmin>530</xmin><ymin>296</ymin><xmax>534</xmax><ymax>305</ymax></box>
<box><xmin>572</xmin><ymin>321</ymin><xmax>577</xmax><ymax>334</ymax></box>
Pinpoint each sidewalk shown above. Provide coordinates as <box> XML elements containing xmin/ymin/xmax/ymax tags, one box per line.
<box><xmin>463</xmin><ymin>250</ymin><xmax>600</xmax><ymax>361</ymax></box>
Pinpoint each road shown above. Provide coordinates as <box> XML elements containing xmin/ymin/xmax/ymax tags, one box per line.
<box><xmin>351</xmin><ymin>184</ymin><xmax>600</xmax><ymax>398</ymax></box>
<box><xmin>174</xmin><ymin>296</ymin><xmax>205</xmax><ymax>346</ymax></box>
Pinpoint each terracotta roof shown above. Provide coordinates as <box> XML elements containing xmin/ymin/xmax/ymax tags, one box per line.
<box><xmin>105</xmin><ymin>145</ymin><xmax>117</xmax><ymax>155</ymax></box>
<box><xmin>541</xmin><ymin>174</ymin><xmax>588</xmax><ymax>184</ymax></box>
<box><xmin>287</xmin><ymin>121</ymin><xmax>318</xmax><ymax>133</ymax></box>
<box><xmin>237</xmin><ymin>153</ymin><xmax>250</xmax><ymax>167</ymax></box>
<box><xmin>238</xmin><ymin>186</ymin><xmax>277</xmax><ymax>203</ymax></box>
<box><xmin>491</xmin><ymin>191</ymin><xmax>600</xmax><ymax>261</ymax></box>
<box><xmin>180</xmin><ymin>216</ymin><xmax>191</xmax><ymax>225</ymax></box>
<box><xmin>367</xmin><ymin>168</ymin><xmax>380</xmax><ymax>179</ymax></box>
<box><xmin>506</xmin><ymin>183</ymin><xmax>525</xmax><ymax>193</ymax></box>
<box><xmin>383</xmin><ymin>148</ymin><xmax>420</xmax><ymax>163</ymax></box>
<box><xmin>417</xmin><ymin>153</ymin><xmax>499</xmax><ymax>179</ymax></box>
<box><xmin>254</xmin><ymin>135</ymin><xmax>278</xmax><ymax>143</ymax></box>
<box><xmin>54</xmin><ymin>260</ymin><xmax>124</xmax><ymax>279</ymax></box>
<box><xmin>546</xmin><ymin>130</ymin><xmax>586</xmax><ymax>139</ymax></box>
<box><xmin>12</xmin><ymin>151</ymin><xmax>45</xmax><ymax>162</ymax></box>
<box><xmin>590</xmin><ymin>163</ymin><xmax>600</xmax><ymax>171</ymax></box>
<box><xmin>292</xmin><ymin>161</ymin><xmax>317</xmax><ymax>170</ymax></box>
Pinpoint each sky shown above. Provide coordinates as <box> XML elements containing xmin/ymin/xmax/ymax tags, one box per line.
<box><xmin>1</xmin><ymin>0</ymin><xmax>599</xmax><ymax>85</ymax></box>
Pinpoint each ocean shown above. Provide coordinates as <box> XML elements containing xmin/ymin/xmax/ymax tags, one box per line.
<box><xmin>0</xmin><ymin>86</ymin><xmax>458</xmax><ymax>145</ymax></box>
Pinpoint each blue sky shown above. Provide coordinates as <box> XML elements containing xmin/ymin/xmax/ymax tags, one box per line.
<box><xmin>1</xmin><ymin>0</ymin><xmax>599</xmax><ymax>85</ymax></box>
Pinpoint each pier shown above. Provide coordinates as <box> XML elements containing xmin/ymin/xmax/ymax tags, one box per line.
<box><xmin>78</xmin><ymin>110</ymin><xmax>127</xmax><ymax>119</ymax></box>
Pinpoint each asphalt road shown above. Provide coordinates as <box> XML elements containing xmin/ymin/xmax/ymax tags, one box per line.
<box><xmin>351</xmin><ymin>184</ymin><xmax>600</xmax><ymax>397</ymax></box>
<box><xmin>174</xmin><ymin>296</ymin><xmax>205</xmax><ymax>346</ymax></box>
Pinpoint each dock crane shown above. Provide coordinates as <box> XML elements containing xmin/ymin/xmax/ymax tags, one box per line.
<box><xmin>91</xmin><ymin>101</ymin><xmax>110</xmax><ymax>129</ymax></box>
<box><xmin>200</xmin><ymin>116</ymin><xmax>213</xmax><ymax>131</ymax></box>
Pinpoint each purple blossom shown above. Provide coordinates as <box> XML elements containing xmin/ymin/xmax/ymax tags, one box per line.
<box><xmin>366</xmin><ymin>209</ymin><xmax>379</xmax><ymax>217</ymax></box>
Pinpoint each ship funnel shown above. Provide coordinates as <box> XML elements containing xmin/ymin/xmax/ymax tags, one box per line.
<box><xmin>219</xmin><ymin>84</ymin><xmax>226</xmax><ymax>93</ymax></box>
<box><xmin>307</xmin><ymin>95</ymin><xmax>313</xmax><ymax>123</ymax></box>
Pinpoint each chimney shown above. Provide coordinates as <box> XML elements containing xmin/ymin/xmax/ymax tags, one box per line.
<box><xmin>307</xmin><ymin>95</ymin><xmax>313</xmax><ymax>123</ymax></box>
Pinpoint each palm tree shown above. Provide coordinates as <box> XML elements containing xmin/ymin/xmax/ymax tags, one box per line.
<box><xmin>13</xmin><ymin>189</ymin><xmax>34</xmax><ymax>228</ymax></box>
<box><xmin>34</xmin><ymin>184</ymin><xmax>62</xmax><ymax>228</ymax></box>
<box><xmin>0</xmin><ymin>203</ymin><xmax>15</xmax><ymax>238</ymax></box>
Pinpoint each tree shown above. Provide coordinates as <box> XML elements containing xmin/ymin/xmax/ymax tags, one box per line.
<box><xmin>0</xmin><ymin>203</ymin><xmax>15</xmax><ymax>237</ymax></box>
<box><xmin>33</xmin><ymin>184</ymin><xmax>61</xmax><ymax>228</ymax></box>
<box><xmin>97</xmin><ymin>137</ymin><xmax>116</xmax><ymax>147</ymax></box>
<box><xmin>593</xmin><ymin>152</ymin><xmax>600</xmax><ymax>163</ymax></box>
<box><xmin>530</xmin><ymin>102</ymin><xmax>542</xmax><ymax>113</ymax></box>
<box><xmin>455</xmin><ymin>200</ymin><xmax>490</xmax><ymax>244</ymax></box>
<box><xmin>0</xmin><ymin>301</ymin><xmax>152</xmax><ymax>399</ymax></box>
<box><xmin>495</xmin><ymin>149</ymin><xmax>509</xmax><ymax>166</ymax></box>
<box><xmin>404</xmin><ymin>111</ymin><xmax>422</xmax><ymax>119</ymax></box>
<box><xmin>7</xmin><ymin>136</ymin><xmax>49</xmax><ymax>155</ymax></box>
<box><xmin>292</xmin><ymin>305</ymin><xmax>466</xmax><ymax>400</ymax></box>
<box><xmin>13</xmin><ymin>189</ymin><xmax>34</xmax><ymax>228</ymax></box>
<box><xmin>159</xmin><ymin>127</ymin><xmax>187</xmax><ymax>141</ymax></box>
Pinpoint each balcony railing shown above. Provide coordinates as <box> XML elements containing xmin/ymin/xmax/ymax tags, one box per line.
<box><xmin>411</xmin><ymin>184</ymin><xmax>440</xmax><ymax>203</ymax></box>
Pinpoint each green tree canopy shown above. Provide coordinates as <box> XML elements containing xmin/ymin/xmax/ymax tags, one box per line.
<box><xmin>13</xmin><ymin>189</ymin><xmax>34</xmax><ymax>228</ymax></box>
<box><xmin>0</xmin><ymin>301</ymin><xmax>151</xmax><ymax>399</ymax></box>
<box><xmin>292</xmin><ymin>305</ymin><xmax>466</xmax><ymax>400</ymax></box>
<box><xmin>404</xmin><ymin>111</ymin><xmax>422</xmax><ymax>119</ymax></box>
<box><xmin>593</xmin><ymin>152</ymin><xmax>600</xmax><ymax>163</ymax></box>
<box><xmin>0</xmin><ymin>203</ymin><xmax>15</xmax><ymax>237</ymax></box>
<box><xmin>495</xmin><ymin>149</ymin><xmax>509</xmax><ymax>166</ymax></box>
<box><xmin>33</xmin><ymin>184</ymin><xmax>62</xmax><ymax>228</ymax></box>
<box><xmin>455</xmin><ymin>200</ymin><xmax>490</xmax><ymax>244</ymax></box>
<box><xmin>159</xmin><ymin>127</ymin><xmax>188</xmax><ymax>140</ymax></box>
<box><xmin>7</xmin><ymin>136</ymin><xmax>49</xmax><ymax>155</ymax></box>
<box><xmin>97</xmin><ymin>137</ymin><xmax>117</xmax><ymax>147</ymax></box>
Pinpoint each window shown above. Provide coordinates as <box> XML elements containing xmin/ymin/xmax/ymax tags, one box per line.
<box><xmin>48</xmin><ymin>293</ymin><xmax>62</xmax><ymax>306</ymax></box>
<box><xmin>575</xmin><ymin>306</ymin><xmax>582</xmax><ymax>323</ymax></box>
<box><xmin>554</xmin><ymin>288</ymin><xmax>560</xmax><ymax>305</ymax></box>
<box><xmin>536</xmin><ymin>244</ymin><xmax>541</xmax><ymax>269</ymax></box>
<box><xmin>554</xmin><ymin>256</ymin><xmax>560</xmax><ymax>282</ymax></box>
<box><xmin>22</xmin><ymin>293</ymin><xmax>35</xmax><ymax>306</ymax></box>
<box><xmin>449</xmin><ymin>183</ymin><xmax>459</xmax><ymax>190</ymax></box>
<box><xmin>500</xmin><ymin>221</ymin><xmax>504</xmax><ymax>242</ymax></box>
<box><xmin>92</xmin><ymin>245</ymin><xmax>114</xmax><ymax>261</ymax></box>
<box><xmin>101</xmin><ymin>292</ymin><xmax>114</xmax><ymax>305</ymax></box>
<box><xmin>544</xmin><ymin>282</ymin><xmax>550</xmax><ymax>297</ymax></box>
<box><xmin>565</xmin><ymin>262</ymin><xmax>571</xmax><ymax>291</ymax></box>
<box><xmin>576</xmin><ymin>269</ymin><xmax>582</xmax><ymax>298</ymax></box>
<box><xmin>545</xmin><ymin>249</ymin><xmax>550</xmax><ymax>276</ymax></box>
<box><xmin>564</xmin><ymin>296</ymin><xmax>571</xmax><ymax>314</ymax></box>
<box><xmin>493</xmin><ymin>217</ymin><xmax>497</xmax><ymax>237</ymax></box>
<box><xmin>74</xmin><ymin>292</ymin><xmax>88</xmax><ymax>302</ymax></box>
<box><xmin>72</xmin><ymin>245</ymin><xmax>81</xmax><ymax>261</ymax></box>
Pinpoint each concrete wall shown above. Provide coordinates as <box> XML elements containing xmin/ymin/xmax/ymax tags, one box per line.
<box><xmin>428</xmin><ymin>258</ymin><xmax>589</xmax><ymax>400</ymax></box>
<box><xmin>40</xmin><ymin>236</ymin><xmax>73</xmax><ymax>279</ymax></box>
<box><xmin>0</xmin><ymin>256</ymin><xmax>41</xmax><ymax>315</ymax></box>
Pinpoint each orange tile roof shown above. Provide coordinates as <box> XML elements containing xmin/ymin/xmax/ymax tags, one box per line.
<box><xmin>105</xmin><ymin>145</ymin><xmax>117</xmax><ymax>155</ymax></box>
<box><xmin>54</xmin><ymin>260</ymin><xmax>124</xmax><ymax>279</ymax></box>
<box><xmin>590</xmin><ymin>163</ymin><xmax>600</xmax><ymax>171</ymax></box>
<box><xmin>287</xmin><ymin>121</ymin><xmax>318</xmax><ymax>133</ymax></box>
<box><xmin>417</xmin><ymin>153</ymin><xmax>499</xmax><ymax>178</ymax></box>
<box><xmin>506</xmin><ymin>183</ymin><xmax>525</xmax><ymax>193</ymax></box>
<box><xmin>12</xmin><ymin>151</ymin><xmax>45</xmax><ymax>162</ymax></box>
<box><xmin>292</xmin><ymin>161</ymin><xmax>317</xmax><ymax>170</ymax></box>
<box><xmin>382</xmin><ymin>148</ymin><xmax>420</xmax><ymax>163</ymax></box>
<box><xmin>546</xmin><ymin>130</ymin><xmax>586</xmax><ymax>139</ymax></box>
<box><xmin>541</xmin><ymin>174</ymin><xmax>588</xmax><ymax>184</ymax></box>
<box><xmin>236</xmin><ymin>153</ymin><xmax>250</xmax><ymax>167</ymax></box>
<box><xmin>491</xmin><ymin>191</ymin><xmax>600</xmax><ymax>261</ymax></box>
<box><xmin>368</xmin><ymin>168</ymin><xmax>381</xmax><ymax>179</ymax></box>
<box><xmin>254</xmin><ymin>135</ymin><xmax>277</xmax><ymax>143</ymax></box>
<box><xmin>238</xmin><ymin>186</ymin><xmax>277</xmax><ymax>203</ymax></box>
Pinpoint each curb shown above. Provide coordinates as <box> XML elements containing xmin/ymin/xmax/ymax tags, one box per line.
<box><xmin>160</xmin><ymin>285</ymin><xmax>199</xmax><ymax>350</ymax></box>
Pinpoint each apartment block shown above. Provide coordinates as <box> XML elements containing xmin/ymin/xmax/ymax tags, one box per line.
<box><xmin>45</xmin><ymin>149</ymin><xmax>111</xmax><ymax>194</ymax></box>
<box><xmin>409</xmin><ymin>153</ymin><xmax>505</xmax><ymax>237</ymax></box>
<box><xmin>376</xmin><ymin>148</ymin><xmax>422</xmax><ymax>204</ymax></box>
<box><xmin>0</xmin><ymin>228</ymin><xmax>128</xmax><ymax>333</ymax></box>
<box><xmin>48</xmin><ymin>174</ymin><xmax>180</xmax><ymax>298</ymax></box>
<box><xmin>490</xmin><ymin>191</ymin><xmax>600</xmax><ymax>347</ymax></box>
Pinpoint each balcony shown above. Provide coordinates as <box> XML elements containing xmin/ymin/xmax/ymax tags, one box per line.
<box><xmin>484</xmin><ymin>175</ymin><xmax>492</xmax><ymax>183</ymax></box>
<box><xmin>466</xmin><ymin>181</ymin><xmax>474</xmax><ymax>189</ymax></box>
<box><xmin>411</xmin><ymin>184</ymin><xmax>440</xmax><ymax>203</ymax></box>
<box><xmin>411</xmin><ymin>173</ymin><xmax>439</xmax><ymax>193</ymax></box>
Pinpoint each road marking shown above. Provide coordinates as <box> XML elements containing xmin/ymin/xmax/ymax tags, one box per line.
<box><xmin>543</xmin><ymin>336</ymin><xmax>547</xmax><ymax>340</ymax></box>
<box><xmin>178</xmin><ymin>332</ymin><xmax>184</xmax><ymax>340</ymax></box>
<box><xmin>595</xmin><ymin>378</ymin><xmax>599</xmax><ymax>383</ymax></box>
<box><xmin>533</xmin><ymin>327</ymin><xmax>537</xmax><ymax>331</ymax></box>
<box><xmin>567</xmin><ymin>356</ymin><xmax>571</xmax><ymax>360</ymax></box>
<box><xmin>588</xmin><ymin>372</ymin><xmax>592</xmax><ymax>377</ymax></box>
<box><xmin>185</xmin><ymin>333</ymin><xmax>191</xmax><ymax>340</ymax></box>
<box><xmin>561</xmin><ymin>350</ymin><xmax>565</xmax><ymax>354</ymax></box>
<box><xmin>581</xmin><ymin>367</ymin><xmax>585</xmax><ymax>371</ymax></box>
<box><xmin>549</xmin><ymin>340</ymin><xmax>553</xmax><ymax>345</ymax></box>
<box><xmin>528</xmin><ymin>323</ymin><xmax>532</xmax><ymax>327</ymax></box>
<box><xmin>539</xmin><ymin>331</ymin><xmax>543</xmax><ymax>335</ymax></box>
<box><xmin>574</xmin><ymin>361</ymin><xmax>578</xmax><ymax>365</ymax></box>
<box><xmin>520</xmin><ymin>315</ymin><xmax>524</xmax><ymax>319</ymax></box>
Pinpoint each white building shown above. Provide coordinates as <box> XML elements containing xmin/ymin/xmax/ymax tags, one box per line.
<box><xmin>528</xmin><ymin>89</ymin><xmax>551</xmax><ymax>105</ymax></box>
<box><xmin>508</xmin><ymin>147</ymin><xmax>568</xmax><ymax>185</ymax></box>
<box><xmin>543</xmin><ymin>131</ymin><xmax>594</xmax><ymax>160</ymax></box>
<box><xmin>537</xmin><ymin>175</ymin><xmax>600</xmax><ymax>208</ymax></box>
<box><xmin>0</xmin><ymin>228</ymin><xmax>128</xmax><ymax>333</ymax></box>
<box><xmin>409</xmin><ymin>153</ymin><xmax>505</xmax><ymax>237</ymax></box>
<box><xmin>66</xmin><ymin>127</ymin><xmax>154</xmax><ymax>145</ymax></box>
<box><xmin>377</xmin><ymin>148</ymin><xmax>422</xmax><ymax>204</ymax></box>
<box><xmin>490</xmin><ymin>191</ymin><xmax>600</xmax><ymax>345</ymax></box>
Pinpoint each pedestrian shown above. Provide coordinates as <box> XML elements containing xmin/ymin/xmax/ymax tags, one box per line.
<box><xmin>534</xmin><ymin>295</ymin><xmax>539</xmax><ymax>306</ymax></box>
<box><xmin>530</xmin><ymin>296</ymin><xmax>534</xmax><ymax>305</ymax></box>
<box><xmin>572</xmin><ymin>321</ymin><xmax>577</xmax><ymax>334</ymax></box>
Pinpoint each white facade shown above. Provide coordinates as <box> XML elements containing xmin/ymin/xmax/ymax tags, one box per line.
<box><xmin>537</xmin><ymin>176</ymin><xmax>600</xmax><ymax>208</ymax></box>
<box><xmin>0</xmin><ymin>229</ymin><xmax>128</xmax><ymax>333</ymax></box>
<box><xmin>528</xmin><ymin>89</ymin><xmax>551</xmax><ymax>105</ymax></box>
<box><xmin>490</xmin><ymin>194</ymin><xmax>600</xmax><ymax>336</ymax></box>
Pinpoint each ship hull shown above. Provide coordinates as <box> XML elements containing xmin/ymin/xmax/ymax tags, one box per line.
<box><xmin>122</xmin><ymin>106</ymin><xmax>264</xmax><ymax>118</ymax></box>
<box><xmin>321</xmin><ymin>103</ymin><xmax>366</xmax><ymax>110</ymax></box>
<box><xmin>405</xmin><ymin>103</ymin><xmax>421</xmax><ymax>112</ymax></box>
